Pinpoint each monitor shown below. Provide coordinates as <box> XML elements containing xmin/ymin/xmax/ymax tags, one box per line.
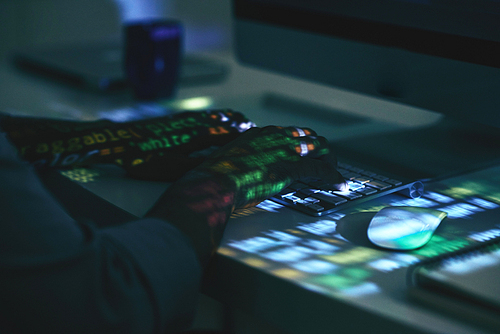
<box><xmin>233</xmin><ymin>0</ymin><xmax>500</xmax><ymax>128</ymax></box>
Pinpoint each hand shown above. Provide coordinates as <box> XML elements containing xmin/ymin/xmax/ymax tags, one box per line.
<box><xmin>124</xmin><ymin>109</ymin><xmax>255</xmax><ymax>180</ymax></box>
<box><xmin>0</xmin><ymin>110</ymin><xmax>255</xmax><ymax>181</ymax></box>
<box><xmin>191</xmin><ymin>126</ymin><xmax>347</xmax><ymax>208</ymax></box>
<box><xmin>147</xmin><ymin>125</ymin><xmax>347</xmax><ymax>266</ymax></box>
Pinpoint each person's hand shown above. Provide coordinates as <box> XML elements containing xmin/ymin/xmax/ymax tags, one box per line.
<box><xmin>0</xmin><ymin>109</ymin><xmax>255</xmax><ymax>181</ymax></box>
<box><xmin>123</xmin><ymin>109</ymin><xmax>255</xmax><ymax>180</ymax></box>
<box><xmin>189</xmin><ymin>126</ymin><xmax>347</xmax><ymax>208</ymax></box>
<box><xmin>147</xmin><ymin>125</ymin><xmax>347</xmax><ymax>266</ymax></box>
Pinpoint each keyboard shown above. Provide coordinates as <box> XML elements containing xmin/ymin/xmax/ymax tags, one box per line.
<box><xmin>271</xmin><ymin>162</ymin><xmax>424</xmax><ymax>216</ymax></box>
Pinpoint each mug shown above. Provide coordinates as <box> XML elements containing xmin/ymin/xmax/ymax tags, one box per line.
<box><xmin>124</xmin><ymin>20</ymin><xmax>183</xmax><ymax>100</ymax></box>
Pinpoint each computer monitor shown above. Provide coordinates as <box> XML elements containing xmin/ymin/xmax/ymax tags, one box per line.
<box><xmin>233</xmin><ymin>0</ymin><xmax>500</xmax><ymax>128</ymax></box>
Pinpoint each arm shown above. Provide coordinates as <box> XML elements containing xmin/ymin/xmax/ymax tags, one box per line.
<box><xmin>0</xmin><ymin>132</ymin><xmax>201</xmax><ymax>333</ymax></box>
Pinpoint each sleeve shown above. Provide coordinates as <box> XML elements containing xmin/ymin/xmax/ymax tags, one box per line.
<box><xmin>0</xmin><ymin>132</ymin><xmax>202</xmax><ymax>333</ymax></box>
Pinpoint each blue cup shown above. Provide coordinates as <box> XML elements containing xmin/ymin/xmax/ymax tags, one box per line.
<box><xmin>124</xmin><ymin>20</ymin><xmax>183</xmax><ymax>100</ymax></box>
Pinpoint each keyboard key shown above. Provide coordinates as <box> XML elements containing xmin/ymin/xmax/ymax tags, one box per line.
<box><xmin>275</xmin><ymin>197</ymin><xmax>296</xmax><ymax>206</ymax></box>
<box><xmin>304</xmin><ymin>203</ymin><xmax>324</xmax><ymax>212</ymax></box>
<box><xmin>292</xmin><ymin>196</ymin><xmax>320</xmax><ymax>206</ymax></box>
<box><xmin>356</xmin><ymin>187</ymin><xmax>378</xmax><ymax>196</ymax></box>
<box><xmin>297</xmin><ymin>188</ymin><xmax>321</xmax><ymax>198</ymax></box>
<box><xmin>282</xmin><ymin>194</ymin><xmax>302</xmax><ymax>202</ymax></box>
<box><xmin>364</xmin><ymin>180</ymin><xmax>391</xmax><ymax>190</ymax></box>
<box><xmin>320</xmin><ymin>184</ymin><xmax>347</xmax><ymax>192</ymax></box>
<box><xmin>296</xmin><ymin>198</ymin><xmax>319</xmax><ymax>205</ymax></box>
<box><xmin>302</xmin><ymin>197</ymin><xmax>320</xmax><ymax>204</ymax></box>
<box><xmin>352</xmin><ymin>176</ymin><xmax>371</xmax><ymax>184</ymax></box>
<box><xmin>277</xmin><ymin>189</ymin><xmax>295</xmax><ymax>198</ymax></box>
<box><xmin>385</xmin><ymin>179</ymin><xmax>403</xmax><ymax>186</ymax></box>
<box><xmin>342</xmin><ymin>172</ymin><xmax>360</xmax><ymax>180</ymax></box>
<box><xmin>311</xmin><ymin>192</ymin><xmax>348</xmax><ymax>205</ymax></box>
<box><xmin>334</xmin><ymin>190</ymin><xmax>363</xmax><ymax>200</ymax></box>
<box><xmin>372</xmin><ymin>174</ymin><xmax>389</xmax><ymax>181</ymax></box>
<box><xmin>347</xmin><ymin>181</ymin><xmax>364</xmax><ymax>191</ymax></box>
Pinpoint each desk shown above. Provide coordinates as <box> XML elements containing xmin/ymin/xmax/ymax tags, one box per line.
<box><xmin>1</xmin><ymin>52</ymin><xmax>499</xmax><ymax>334</ymax></box>
<box><xmin>205</xmin><ymin>166</ymin><xmax>500</xmax><ymax>334</ymax></box>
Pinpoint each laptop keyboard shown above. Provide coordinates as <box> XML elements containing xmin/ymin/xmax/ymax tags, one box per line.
<box><xmin>271</xmin><ymin>162</ymin><xmax>423</xmax><ymax>216</ymax></box>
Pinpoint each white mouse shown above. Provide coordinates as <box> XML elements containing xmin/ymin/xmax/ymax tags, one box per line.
<box><xmin>367</xmin><ymin>206</ymin><xmax>447</xmax><ymax>250</ymax></box>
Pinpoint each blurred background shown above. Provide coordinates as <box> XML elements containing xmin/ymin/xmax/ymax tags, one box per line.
<box><xmin>0</xmin><ymin>0</ymin><xmax>233</xmax><ymax>61</ymax></box>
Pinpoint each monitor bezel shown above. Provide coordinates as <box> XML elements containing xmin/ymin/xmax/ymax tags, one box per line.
<box><xmin>234</xmin><ymin>0</ymin><xmax>500</xmax><ymax>69</ymax></box>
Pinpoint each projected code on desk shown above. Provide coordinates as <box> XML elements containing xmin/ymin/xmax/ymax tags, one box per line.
<box><xmin>221</xmin><ymin>172</ymin><xmax>500</xmax><ymax>298</ymax></box>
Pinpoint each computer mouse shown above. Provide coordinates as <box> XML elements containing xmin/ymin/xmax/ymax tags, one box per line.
<box><xmin>367</xmin><ymin>206</ymin><xmax>447</xmax><ymax>250</ymax></box>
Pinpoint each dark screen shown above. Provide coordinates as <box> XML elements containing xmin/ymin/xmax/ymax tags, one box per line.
<box><xmin>235</xmin><ymin>0</ymin><xmax>500</xmax><ymax>68</ymax></box>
